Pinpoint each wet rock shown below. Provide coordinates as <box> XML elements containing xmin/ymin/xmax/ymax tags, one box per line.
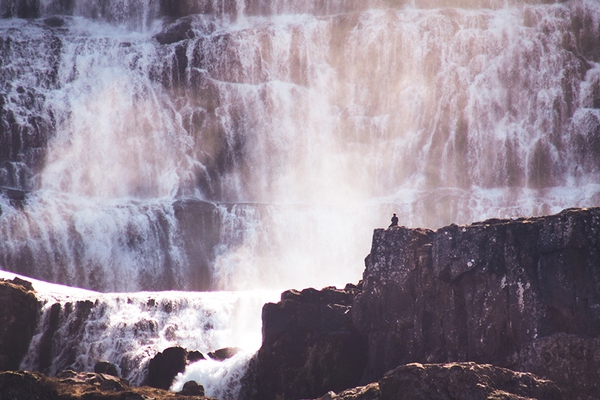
<box><xmin>172</xmin><ymin>199</ymin><xmax>222</xmax><ymax>291</ymax></box>
<box><xmin>37</xmin><ymin>302</ymin><xmax>62</xmax><ymax>373</ymax></box>
<box><xmin>179</xmin><ymin>380</ymin><xmax>205</xmax><ymax>396</ymax></box>
<box><xmin>207</xmin><ymin>347</ymin><xmax>241</xmax><ymax>361</ymax></box>
<box><xmin>187</xmin><ymin>350</ymin><xmax>205</xmax><ymax>363</ymax></box>
<box><xmin>159</xmin><ymin>0</ymin><xmax>207</xmax><ymax>18</ymax></box>
<box><xmin>154</xmin><ymin>16</ymin><xmax>195</xmax><ymax>45</ymax></box>
<box><xmin>145</xmin><ymin>346</ymin><xmax>187</xmax><ymax>390</ymax></box>
<box><xmin>0</xmin><ymin>278</ymin><xmax>40</xmax><ymax>371</ymax></box>
<box><xmin>94</xmin><ymin>360</ymin><xmax>120</xmax><ymax>378</ymax></box>
<box><xmin>255</xmin><ymin>285</ymin><xmax>367</xmax><ymax>400</ymax></box>
<box><xmin>43</xmin><ymin>16</ymin><xmax>65</xmax><ymax>28</ymax></box>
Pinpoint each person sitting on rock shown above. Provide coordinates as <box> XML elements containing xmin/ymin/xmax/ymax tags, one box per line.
<box><xmin>389</xmin><ymin>213</ymin><xmax>399</xmax><ymax>228</ymax></box>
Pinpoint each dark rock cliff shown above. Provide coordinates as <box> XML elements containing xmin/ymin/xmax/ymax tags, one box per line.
<box><xmin>253</xmin><ymin>285</ymin><xmax>367</xmax><ymax>400</ymax></box>
<box><xmin>353</xmin><ymin>207</ymin><xmax>600</xmax><ymax>397</ymax></box>
<box><xmin>254</xmin><ymin>207</ymin><xmax>600</xmax><ymax>399</ymax></box>
<box><xmin>0</xmin><ymin>277</ymin><xmax>40</xmax><ymax>371</ymax></box>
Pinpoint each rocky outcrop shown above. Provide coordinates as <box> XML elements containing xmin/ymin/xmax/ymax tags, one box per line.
<box><xmin>254</xmin><ymin>285</ymin><xmax>367</xmax><ymax>400</ymax></box>
<box><xmin>253</xmin><ymin>207</ymin><xmax>600</xmax><ymax>399</ymax></box>
<box><xmin>0</xmin><ymin>278</ymin><xmax>40</xmax><ymax>371</ymax></box>
<box><xmin>320</xmin><ymin>362</ymin><xmax>562</xmax><ymax>400</ymax></box>
<box><xmin>145</xmin><ymin>346</ymin><xmax>188</xmax><ymax>390</ymax></box>
<box><xmin>0</xmin><ymin>370</ymin><xmax>215</xmax><ymax>399</ymax></box>
<box><xmin>353</xmin><ymin>207</ymin><xmax>600</xmax><ymax>398</ymax></box>
<box><xmin>94</xmin><ymin>361</ymin><xmax>120</xmax><ymax>378</ymax></box>
<box><xmin>207</xmin><ymin>347</ymin><xmax>241</xmax><ymax>361</ymax></box>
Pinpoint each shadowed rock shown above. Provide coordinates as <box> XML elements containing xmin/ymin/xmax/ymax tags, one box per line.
<box><xmin>0</xmin><ymin>370</ymin><xmax>215</xmax><ymax>399</ymax></box>
<box><xmin>146</xmin><ymin>346</ymin><xmax>187</xmax><ymax>390</ymax></box>
<box><xmin>354</xmin><ymin>207</ymin><xmax>600</xmax><ymax>399</ymax></box>
<box><xmin>255</xmin><ymin>285</ymin><xmax>367</xmax><ymax>400</ymax></box>
<box><xmin>207</xmin><ymin>347</ymin><xmax>241</xmax><ymax>361</ymax></box>
<box><xmin>0</xmin><ymin>278</ymin><xmax>40</xmax><ymax>371</ymax></box>
<box><xmin>94</xmin><ymin>360</ymin><xmax>120</xmax><ymax>378</ymax></box>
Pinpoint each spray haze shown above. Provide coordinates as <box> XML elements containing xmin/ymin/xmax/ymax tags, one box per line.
<box><xmin>2</xmin><ymin>0</ymin><xmax>600</xmax><ymax>397</ymax></box>
<box><xmin>1</xmin><ymin>1</ymin><xmax>600</xmax><ymax>292</ymax></box>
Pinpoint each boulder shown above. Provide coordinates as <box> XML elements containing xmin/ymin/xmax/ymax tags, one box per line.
<box><xmin>255</xmin><ymin>286</ymin><xmax>367</xmax><ymax>400</ymax></box>
<box><xmin>0</xmin><ymin>278</ymin><xmax>40</xmax><ymax>371</ymax></box>
<box><xmin>187</xmin><ymin>350</ymin><xmax>205</xmax><ymax>363</ymax></box>
<box><xmin>179</xmin><ymin>380</ymin><xmax>205</xmax><ymax>396</ymax></box>
<box><xmin>145</xmin><ymin>346</ymin><xmax>188</xmax><ymax>390</ymax></box>
<box><xmin>207</xmin><ymin>347</ymin><xmax>241</xmax><ymax>361</ymax></box>
<box><xmin>94</xmin><ymin>360</ymin><xmax>120</xmax><ymax>378</ymax></box>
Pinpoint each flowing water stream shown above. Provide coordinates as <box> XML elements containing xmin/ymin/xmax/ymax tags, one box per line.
<box><xmin>1</xmin><ymin>0</ymin><xmax>600</xmax><ymax>397</ymax></box>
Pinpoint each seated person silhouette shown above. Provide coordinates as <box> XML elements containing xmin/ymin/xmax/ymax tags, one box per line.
<box><xmin>389</xmin><ymin>213</ymin><xmax>399</xmax><ymax>228</ymax></box>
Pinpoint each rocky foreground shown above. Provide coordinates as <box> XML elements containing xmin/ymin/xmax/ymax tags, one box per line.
<box><xmin>2</xmin><ymin>207</ymin><xmax>600</xmax><ymax>399</ymax></box>
<box><xmin>248</xmin><ymin>207</ymin><xmax>600</xmax><ymax>399</ymax></box>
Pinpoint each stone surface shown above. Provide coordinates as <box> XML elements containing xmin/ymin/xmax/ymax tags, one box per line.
<box><xmin>0</xmin><ymin>370</ymin><xmax>216</xmax><ymax>399</ymax></box>
<box><xmin>172</xmin><ymin>199</ymin><xmax>222</xmax><ymax>291</ymax></box>
<box><xmin>378</xmin><ymin>362</ymin><xmax>561</xmax><ymax>400</ymax></box>
<box><xmin>179</xmin><ymin>380</ymin><xmax>205</xmax><ymax>396</ymax></box>
<box><xmin>94</xmin><ymin>360</ymin><xmax>120</xmax><ymax>378</ymax></box>
<box><xmin>154</xmin><ymin>16</ymin><xmax>195</xmax><ymax>45</ymax></box>
<box><xmin>0</xmin><ymin>278</ymin><xmax>40</xmax><ymax>371</ymax></box>
<box><xmin>318</xmin><ymin>362</ymin><xmax>561</xmax><ymax>400</ymax></box>
<box><xmin>353</xmin><ymin>207</ymin><xmax>600</xmax><ymax>398</ymax></box>
<box><xmin>317</xmin><ymin>382</ymin><xmax>381</xmax><ymax>400</ymax></box>
<box><xmin>187</xmin><ymin>350</ymin><xmax>205</xmax><ymax>363</ymax></box>
<box><xmin>145</xmin><ymin>346</ymin><xmax>188</xmax><ymax>390</ymax></box>
<box><xmin>36</xmin><ymin>300</ymin><xmax>94</xmax><ymax>374</ymax></box>
<box><xmin>513</xmin><ymin>332</ymin><xmax>600</xmax><ymax>400</ymax></box>
<box><xmin>251</xmin><ymin>207</ymin><xmax>600</xmax><ymax>399</ymax></box>
<box><xmin>254</xmin><ymin>286</ymin><xmax>367</xmax><ymax>400</ymax></box>
<box><xmin>207</xmin><ymin>346</ymin><xmax>241</xmax><ymax>361</ymax></box>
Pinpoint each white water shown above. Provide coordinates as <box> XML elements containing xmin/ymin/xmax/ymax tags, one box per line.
<box><xmin>2</xmin><ymin>2</ymin><xmax>600</xmax><ymax>292</ymax></box>
<box><xmin>2</xmin><ymin>0</ymin><xmax>600</xmax><ymax>398</ymax></box>
<box><xmin>1</xmin><ymin>270</ymin><xmax>278</xmax><ymax>397</ymax></box>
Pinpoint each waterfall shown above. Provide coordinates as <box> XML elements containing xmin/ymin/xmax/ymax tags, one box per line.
<box><xmin>2</xmin><ymin>0</ymin><xmax>600</xmax><ymax>290</ymax></box>
<box><xmin>1</xmin><ymin>0</ymin><xmax>600</xmax><ymax>396</ymax></box>
<box><xmin>2</xmin><ymin>270</ymin><xmax>277</xmax><ymax>397</ymax></box>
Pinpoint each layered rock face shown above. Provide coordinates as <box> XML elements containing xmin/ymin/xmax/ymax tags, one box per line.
<box><xmin>256</xmin><ymin>207</ymin><xmax>600</xmax><ymax>399</ymax></box>
<box><xmin>354</xmin><ymin>207</ymin><xmax>600</xmax><ymax>397</ymax></box>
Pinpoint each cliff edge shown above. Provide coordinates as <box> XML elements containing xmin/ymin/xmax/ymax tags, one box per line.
<box><xmin>254</xmin><ymin>207</ymin><xmax>600</xmax><ymax>399</ymax></box>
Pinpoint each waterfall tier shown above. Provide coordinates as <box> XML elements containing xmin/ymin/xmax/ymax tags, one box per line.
<box><xmin>1</xmin><ymin>0</ymin><xmax>600</xmax><ymax>292</ymax></box>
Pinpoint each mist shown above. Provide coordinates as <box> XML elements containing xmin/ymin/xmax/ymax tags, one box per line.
<box><xmin>1</xmin><ymin>0</ymin><xmax>600</xmax><ymax>292</ymax></box>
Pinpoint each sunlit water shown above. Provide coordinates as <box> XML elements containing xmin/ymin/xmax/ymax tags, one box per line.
<box><xmin>2</xmin><ymin>0</ymin><xmax>600</xmax><ymax>398</ymax></box>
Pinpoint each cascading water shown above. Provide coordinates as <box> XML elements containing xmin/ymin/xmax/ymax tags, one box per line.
<box><xmin>1</xmin><ymin>0</ymin><xmax>600</xmax><ymax>397</ymax></box>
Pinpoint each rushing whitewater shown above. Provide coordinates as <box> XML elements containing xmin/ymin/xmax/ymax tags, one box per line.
<box><xmin>1</xmin><ymin>0</ymin><xmax>600</xmax><ymax>397</ymax></box>
<box><xmin>2</xmin><ymin>1</ymin><xmax>600</xmax><ymax>292</ymax></box>
<box><xmin>1</xmin><ymin>270</ymin><xmax>278</xmax><ymax>398</ymax></box>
